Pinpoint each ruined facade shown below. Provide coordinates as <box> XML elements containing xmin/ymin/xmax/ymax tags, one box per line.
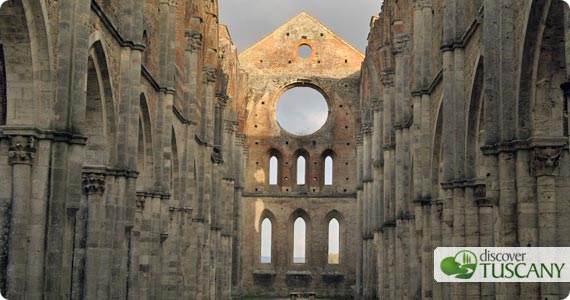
<box><xmin>2</xmin><ymin>0</ymin><xmax>570</xmax><ymax>299</ymax></box>
<box><xmin>237</xmin><ymin>13</ymin><xmax>363</xmax><ymax>298</ymax></box>
<box><xmin>358</xmin><ymin>0</ymin><xmax>570</xmax><ymax>299</ymax></box>
<box><xmin>0</xmin><ymin>0</ymin><xmax>245</xmax><ymax>299</ymax></box>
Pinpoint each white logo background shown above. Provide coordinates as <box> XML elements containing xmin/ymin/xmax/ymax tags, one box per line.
<box><xmin>435</xmin><ymin>247</ymin><xmax>570</xmax><ymax>283</ymax></box>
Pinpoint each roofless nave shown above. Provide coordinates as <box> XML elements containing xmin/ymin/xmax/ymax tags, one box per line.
<box><xmin>0</xmin><ymin>0</ymin><xmax>569</xmax><ymax>299</ymax></box>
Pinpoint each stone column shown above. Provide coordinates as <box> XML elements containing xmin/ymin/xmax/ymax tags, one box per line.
<box><xmin>138</xmin><ymin>192</ymin><xmax>152</xmax><ymax>300</ymax></box>
<box><xmin>70</xmin><ymin>175</ymin><xmax>89</xmax><ymax>300</ymax></box>
<box><xmin>380</xmin><ymin>69</ymin><xmax>396</xmax><ymax>300</ymax></box>
<box><xmin>126</xmin><ymin>195</ymin><xmax>143</xmax><ymax>300</ymax></box>
<box><xmin>429</xmin><ymin>197</ymin><xmax>443</xmax><ymax>300</ymax></box>
<box><xmin>185</xmin><ymin>30</ymin><xmax>203</xmax><ymax>122</ymax></box>
<box><xmin>532</xmin><ymin>147</ymin><xmax>563</xmax><ymax>299</ymax></box>
<box><xmin>82</xmin><ymin>172</ymin><xmax>106</xmax><ymax>300</ymax></box>
<box><xmin>6</xmin><ymin>136</ymin><xmax>35</xmax><ymax>298</ymax></box>
<box><xmin>202</xmin><ymin>65</ymin><xmax>217</xmax><ymax>143</ymax></box>
<box><xmin>232</xmin><ymin>134</ymin><xmax>246</xmax><ymax>298</ymax></box>
<box><xmin>464</xmin><ymin>184</ymin><xmax>480</xmax><ymax>299</ymax></box>
<box><xmin>476</xmin><ymin>184</ymin><xmax>495</xmax><ymax>300</ymax></box>
<box><xmin>356</xmin><ymin>134</ymin><xmax>363</xmax><ymax>298</ymax></box>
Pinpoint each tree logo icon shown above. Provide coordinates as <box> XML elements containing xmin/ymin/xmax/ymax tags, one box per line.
<box><xmin>440</xmin><ymin>250</ymin><xmax>478</xmax><ymax>279</ymax></box>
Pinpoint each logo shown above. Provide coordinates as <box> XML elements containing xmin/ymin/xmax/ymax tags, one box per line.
<box><xmin>440</xmin><ymin>250</ymin><xmax>477</xmax><ymax>279</ymax></box>
<box><xmin>435</xmin><ymin>247</ymin><xmax>570</xmax><ymax>283</ymax></box>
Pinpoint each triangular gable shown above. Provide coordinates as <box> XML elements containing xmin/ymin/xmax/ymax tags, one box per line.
<box><xmin>239</xmin><ymin>12</ymin><xmax>363</xmax><ymax>78</ymax></box>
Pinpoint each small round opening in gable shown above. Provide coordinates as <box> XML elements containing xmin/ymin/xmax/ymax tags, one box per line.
<box><xmin>276</xmin><ymin>87</ymin><xmax>328</xmax><ymax>136</ymax></box>
<box><xmin>297</xmin><ymin>44</ymin><xmax>313</xmax><ymax>59</ymax></box>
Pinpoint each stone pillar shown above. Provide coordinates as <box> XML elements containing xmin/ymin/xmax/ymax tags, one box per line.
<box><xmin>464</xmin><ymin>184</ymin><xmax>480</xmax><ymax>299</ymax></box>
<box><xmin>70</xmin><ymin>176</ymin><xmax>88</xmax><ymax>300</ymax></box>
<box><xmin>202</xmin><ymin>65</ymin><xmax>217</xmax><ymax>143</ymax></box>
<box><xmin>232</xmin><ymin>133</ymin><xmax>246</xmax><ymax>298</ymax></box>
<box><xmin>82</xmin><ymin>172</ymin><xmax>106</xmax><ymax>300</ymax></box>
<box><xmin>380</xmin><ymin>69</ymin><xmax>396</xmax><ymax>300</ymax></box>
<box><xmin>185</xmin><ymin>30</ymin><xmax>203</xmax><ymax>122</ymax></box>
<box><xmin>421</xmin><ymin>202</ymin><xmax>433</xmax><ymax>300</ymax></box>
<box><xmin>356</xmin><ymin>134</ymin><xmax>363</xmax><ymax>298</ymax></box>
<box><xmin>6</xmin><ymin>136</ymin><xmax>35</xmax><ymax>298</ymax></box>
<box><xmin>431</xmin><ymin>199</ymin><xmax>443</xmax><ymax>300</ymax></box>
<box><xmin>476</xmin><ymin>184</ymin><xmax>495</xmax><ymax>300</ymax></box>
<box><xmin>127</xmin><ymin>195</ymin><xmax>143</xmax><ymax>300</ymax></box>
<box><xmin>533</xmin><ymin>147</ymin><xmax>563</xmax><ymax>299</ymax></box>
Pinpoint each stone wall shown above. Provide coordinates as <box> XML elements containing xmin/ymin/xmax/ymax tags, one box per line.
<box><xmin>238</xmin><ymin>12</ymin><xmax>363</xmax><ymax>298</ymax></box>
<box><xmin>0</xmin><ymin>0</ymin><xmax>244</xmax><ymax>299</ymax></box>
<box><xmin>358</xmin><ymin>0</ymin><xmax>570</xmax><ymax>299</ymax></box>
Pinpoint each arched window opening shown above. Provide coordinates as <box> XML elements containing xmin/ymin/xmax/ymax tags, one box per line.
<box><xmin>324</xmin><ymin>156</ymin><xmax>333</xmax><ymax>185</ymax></box>
<box><xmin>328</xmin><ymin>218</ymin><xmax>340</xmax><ymax>264</ymax></box>
<box><xmin>142</xmin><ymin>30</ymin><xmax>150</xmax><ymax>65</ymax></box>
<box><xmin>269</xmin><ymin>156</ymin><xmax>278</xmax><ymax>185</ymax></box>
<box><xmin>293</xmin><ymin>217</ymin><xmax>306</xmax><ymax>263</ymax></box>
<box><xmin>297</xmin><ymin>156</ymin><xmax>306</xmax><ymax>185</ymax></box>
<box><xmin>137</xmin><ymin>118</ymin><xmax>145</xmax><ymax>173</ymax></box>
<box><xmin>261</xmin><ymin>218</ymin><xmax>272</xmax><ymax>263</ymax></box>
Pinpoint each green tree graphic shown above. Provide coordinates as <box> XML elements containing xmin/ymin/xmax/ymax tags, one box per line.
<box><xmin>440</xmin><ymin>250</ymin><xmax>477</xmax><ymax>279</ymax></box>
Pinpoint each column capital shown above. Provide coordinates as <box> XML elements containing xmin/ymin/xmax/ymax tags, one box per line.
<box><xmin>392</xmin><ymin>35</ymin><xmax>411</xmax><ymax>55</ymax></box>
<box><xmin>371</xmin><ymin>97</ymin><xmax>383</xmax><ymax>112</ymax></box>
<box><xmin>361</xmin><ymin>123</ymin><xmax>374</xmax><ymax>135</ymax></box>
<box><xmin>235</xmin><ymin>133</ymin><xmax>247</xmax><ymax>146</ymax></box>
<box><xmin>356</xmin><ymin>135</ymin><xmax>364</xmax><ymax>145</ymax></box>
<box><xmin>185</xmin><ymin>30</ymin><xmax>203</xmax><ymax>53</ymax></box>
<box><xmin>82</xmin><ymin>173</ymin><xmax>106</xmax><ymax>195</ymax></box>
<box><xmin>224</xmin><ymin>120</ymin><xmax>238</xmax><ymax>133</ymax></box>
<box><xmin>203</xmin><ymin>65</ymin><xmax>217</xmax><ymax>83</ymax></box>
<box><xmin>216</xmin><ymin>93</ymin><xmax>231</xmax><ymax>109</ymax></box>
<box><xmin>8</xmin><ymin>135</ymin><xmax>36</xmax><ymax>165</ymax></box>
<box><xmin>413</xmin><ymin>0</ymin><xmax>432</xmax><ymax>10</ymax></box>
<box><xmin>532</xmin><ymin>146</ymin><xmax>563</xmax><ymax>177</ymax></box>
<box><xmin>136</xmin><ymin>193</ymin><xmax>146</xmax><ymax>211</ymax></box>
<box><xmin>380</xmin><ymin>71</ymin><xmax>395</xmax><ymax>87</ymax></box>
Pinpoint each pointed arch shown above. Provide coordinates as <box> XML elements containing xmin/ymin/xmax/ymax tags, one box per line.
<box><xmin>466</xmin><ymin>57</ymin><xmax>484</xmax><ymax>179</ymax></box>
<box><xmin>267</xmin><ymin>148</ymin><xmax>283</xmax><ymax>185</ymax></box>
<box><xmin>0</xmin><ymin>37</ymin><xmax>5</xmax><ymax>125</ymax></box>
<box><xmin>321</xmin><ymin>149</ymin><xmax>336</xmax><ymax>186</ymax></box>
<box><xmin>325</xmin><ymin>210</ymin><xmax>343</xmax><ymax>265</ymax></box>
<box><xmin>83</xmin><ymin>40</ymin><xmax>117</xmax><ymax>167</ymax></box>
<box><xmin>142</xmin><ymin>30</ymin><xmax>150</xmax><ymax>66</ymax></box>
<box><xmin>517</xmin><ymin>0</ymin><xmax>567</xmax><ymax>139</ymax></box>
<box><xmin>259</xmin><ymin>210</ymin><xmax>276</xmax><ymax>264</ymax></box>
<box><xmin>137</xmin><ymin>93</ymin><xmax>154</xmax><ymax>190</ymax></box>
<box><xmin>171</xmin><ymin>127</ymin><xmax>181</xmax><ymax>201</ymax></box>
<box><xmin>0</xmin><ymin>0</ymin><xmax>53</xmax><ymax>127</ymax></box>
<box><xmin>293</xmin><ymin>149</ymin><xmax>310</xmax><ymax>186</ymax></box>
<box><xmin>289</xmin><ymin>208</ymin><xmax>311</xmax><ymax>264</ymax></box>
<box><xmin>432</xmin><ymin>97</ymin><xmax>444</xmax><ymax>198</ymax></box>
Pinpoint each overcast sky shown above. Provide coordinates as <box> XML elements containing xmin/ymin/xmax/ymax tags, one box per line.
<box><xmin>218</xmin><ymin>0</ymin><xmax>383</xmax><ymax>53</ymax></box>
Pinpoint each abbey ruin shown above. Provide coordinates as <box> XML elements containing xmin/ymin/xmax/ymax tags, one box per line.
<box><xmin>0</xmin><ymin>0</ymin><xmax>569</xmax><ymax>299</ymax></box>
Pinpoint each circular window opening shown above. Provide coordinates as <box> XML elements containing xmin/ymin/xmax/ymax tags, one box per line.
<box><xmin>297</xmin><ymin>44</ymin><xmax>313</xmax><ymax>59</ymax></box>
<box><xmin>276</xmin><ymin>87</ymin><xmax>328</xmax><ymax>136</ymax></box>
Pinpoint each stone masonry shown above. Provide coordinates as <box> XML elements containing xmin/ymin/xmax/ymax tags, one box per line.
<box><xmin>358</xmin><ymin>0</ymin><xmax>570</xmax><ymax>299</ymax></box>
<box><xmin>0</xmin><ymin>0</ymin><xmax>243</xmax><ymax>299</ymax></box>
<box><xmin>238</xmin><ymin>13</ymin><xmax>363</xmax><ymax>298</ymax></box>
<box><xmin>2</xmin><ymin>0</ymin><xmax>570</xmax><ymax>299</ymax></box>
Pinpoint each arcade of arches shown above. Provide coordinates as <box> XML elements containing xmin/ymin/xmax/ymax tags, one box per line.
<box><xmin>0</xmin><ymin>0</ymin><xmax>570</xmax><ymax>299</ymax></box>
